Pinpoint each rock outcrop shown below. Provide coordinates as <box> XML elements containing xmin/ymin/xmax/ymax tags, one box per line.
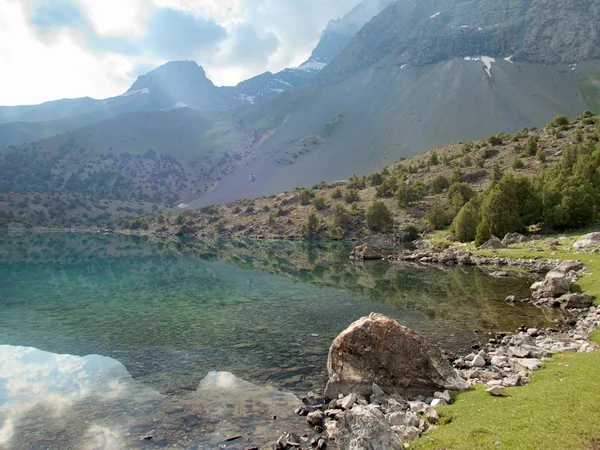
<box><xmin>573</xmin><ymin>233</ymin><xmax>600</xmax><ymax>250</ymax></box>
<box><xmin>324</xmin><ymin>313</ymin><xmax>467</xmax><ymax>399</ymax></box>
<box><xmin>502</xmin><ymin>233</ymin><xmax>529</xmax><ymax>246</ymax></box>
<box><xmin>478</xmin><ymin>237</ymin><xmax>506</xmax><ymax>250</ymax></box>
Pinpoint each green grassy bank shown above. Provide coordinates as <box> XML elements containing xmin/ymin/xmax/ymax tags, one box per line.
<box><xmin>415</xmin><ymin>233</ymin><xmax>600</xmax><ymax>450</ymax></box>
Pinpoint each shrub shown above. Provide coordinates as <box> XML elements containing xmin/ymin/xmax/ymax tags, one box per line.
<box><xmin>299</xmin><ymin>189</ymin><xmax>313</xmax><ymax>205</ymax></box>
<box><xmin>475</xmin><ymin>219</ymin><xmax>492</xmax><ymax>246</ymax></box>
<box><xmin>232</xmin><ymin>205</ymin><xmax>241</xmax><ymax>214</ymax></box>
<box><xmin>488</xmin><ymin>135</ymin><xmax>503</xmax><ymax>146</ymax></box>
<box><xmin>369</xmin><ymin>172</ymin><xmax>385</xmax><ymax>186</ymax></box>
<box><xmin>451</xmin><ymin>200</ymin><xmax>479</xmax><ymax>242</ymax></box>
<box><xmin>331</xmin><ymin>187</ymin><xmax>343</xmax><ymax>199</ymax></box>
<box><xmin>429</xmin><ymin>175</ymin><xmax>450</xmax><ymax>194</ymax></box>
<box><xmin>328</xmin><ymin>205</ymin><xmax>352</xmax><ymax>238</ymax></box>
<box><xmin>200</xmin><ymin>205</ymin><xmax>219</xmax><ymax>215</ymax></box>
<box><xmin>550</xmin><ymin>115</ymin><xmax>569</xmax><ymax>127</ymax></box>
<box><xmin>376</xmin><ymin>177</ymin><xmax>398</xmax><ymax>198</ymax></box>
<box><xmin>512</xmin><ymin>158</ymin><xmax>525</xmax><ymax>169</ymax></box>
<box><xmin>313</xmin><ymin>196</ymin><xmax>328</xmax><ymax>211</ymax></box>
<box><xmin>303</xmin><ymin>213</ymin><xmax>320</xmax><ymax>239</ymax></box>
<box><xmin>396</xmin><ymin>180</ymin><xmax>425</xmax><ymax>206</ymax></box>
<box><xmin>344</xmin><ymin>189</ymin><xmax>361</xmax><ymax>204</ymax></box>
<box><xmin>402</xmin><ymin>224</ymin><xmax>421</xmax><ymax>242</ymax></box>
<box><xmin>366</xmin><ymin>201</ymin><xmax>394</xmax><ymax>232</ymax></box>
<box><xmin>526</xmin><ymin>137</ymin><xmax>538</xmax><ymax>156</ymax></box>
<box><xmin>425</xmin><ymin>203</ymin><xmax>452</xmax><ymax>230</ymax></box>
<box><xmin>429</xmin><ymin>152</ymin><xmax>440</xmax><ymax>166</ymax></box>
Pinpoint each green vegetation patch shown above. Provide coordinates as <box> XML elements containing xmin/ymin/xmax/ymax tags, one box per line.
<box><xmin>415</xmin><ymin>238</ymin><xmax>600</xmax><ymax>450</ymax></box>
<box><xmin>415</xmin><ymin>351</ymin><xmax>600</xmax><ymax>450</ymax></box>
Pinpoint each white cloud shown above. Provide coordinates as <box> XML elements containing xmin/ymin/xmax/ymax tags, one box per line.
<box><xmin>0</xmin><ymin>0</ymin><xmax>363</xmax><ymax>105</ymax></box>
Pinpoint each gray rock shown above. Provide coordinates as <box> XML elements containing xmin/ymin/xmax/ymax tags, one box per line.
<box><xmin>502</xmin><ymin>233</ymin><xmax>529</xmax><ymax>246</ymax></box>
<box><xmin>340</xmin><ymin>393</ymin><xmax>358</xmax><ymax>410</ymax></box>
<box><xmin>430</xmin><ymin>398</ymin><xmax>447</xmax><ymax>407</ymax></box>
<box><xmin>307</xmin><ymin>411</ymin><xmax>325</xmax><ymax>427</ymax></box>
<box><xmin>510</xmin><ymin>358</ymin><xmax>543</xmax><ymax>372</ymax></box>
<box><xmin>331</xmin><ymin>404</ymin><xmax>404</xmax><ymax>450</ymax></box>
<box><xmin>508</xmin><ymin>346</ymin><xmax>532</xmax><ymax>358</ymax></box>
<box><xmin>486</xmin><ymin>386</ymin><xmax>505</xmax><ymax>396</ymax></box>
<box><xmin>391</xmin><ymin>425</ymin><xmax>420</xmax><ymax>442</ymax></box>
<box><xmin>324</xmin><ymin>313</ymin><xmax>467</xmax><ymax>399</ymax></box>
<box><xmin>471</xmin><ymin>355</ymin><xmax>486</xmax><ymax>367</ymax></box>
<box><xmin>434</xmin><ymin>390</ymin><xmax>451</xmax><ymax>403</ymax></box>
<box><xmin>573</xmin><ymin>233</ymin><xmax>600</xmax><ymax>250</ymax></box>
<box><xmin>531</xmin><ymin>272</ymin><xmax>571</xmax><ymax>299</ymax></box>
<box><xmin>491</xmin><ymin>355</ymin><xmax>509</xmax><ymax>367</ymax></box>
<box><xmin>554</xmin><ymin>260</ymin><xmax>584</xmax><ymax>274</ymax></box>
<box><xmin>387</xmin><ymin>411</ymin><xmax>407</xmax><ymax>426</ymax></box>
<box><xmin>478</xmin><ymin>237</ymin><xmax>506</xmax><ymax>250</ymax></box>
<box><xmin>560</xmin><ymin>293</ymin><xmax>594</xmax><ymax>309</ymax></box>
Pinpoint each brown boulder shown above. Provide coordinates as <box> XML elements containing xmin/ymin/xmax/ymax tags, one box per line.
<box><xmin>324</xmin><ymin>313</ymin><xmax>467</xmax><ymax>399</ymax></box>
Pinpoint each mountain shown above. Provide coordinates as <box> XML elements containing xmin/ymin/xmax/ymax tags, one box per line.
<box><xmin>306</xmin><ymin>0</ymin><xmax>394</xmax><ymax>67</ymax></box>
<box><xmin>321</xmin><ymin>0</ymin><xmax>600</xmax><ymax>83</ymax></box>
<box><xmin>188</xmin><ymin>0</ymin><xmax>600</xmax><ymax>206</ymax></box>
<box><xmin>0</xmin><ymin>0</ymin><xmax>392</xmax><ymax>137</ymax></box>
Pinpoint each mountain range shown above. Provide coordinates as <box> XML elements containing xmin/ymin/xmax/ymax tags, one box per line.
<box><xmin>1</xmin><ymin>0</ymin><xmax>599</xmax><ymax>227</ymax></box>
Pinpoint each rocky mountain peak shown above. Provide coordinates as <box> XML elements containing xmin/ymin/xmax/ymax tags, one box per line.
<box><xmin>321</xmin><ymin>0</ymin><xmax>600</xmax><ymax>82</ymax></box>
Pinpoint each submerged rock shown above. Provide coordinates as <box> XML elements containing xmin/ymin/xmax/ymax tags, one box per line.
<box><xmin>323</xmin><ymin>313</ymin><xmax>467</xmax><ymax>399</ymax></box>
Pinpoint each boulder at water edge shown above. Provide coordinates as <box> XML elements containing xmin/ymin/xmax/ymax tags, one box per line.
<box><xmin>324</xmin><ymin>313</ymin><xmax>468</xmax><ymax>399</ymax></box>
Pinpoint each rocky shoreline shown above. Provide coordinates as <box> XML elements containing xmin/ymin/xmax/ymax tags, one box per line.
<box><xmin>273</xmin><ymin>240</ymin><xmax>600</xmax><ymax>450</ymax></box>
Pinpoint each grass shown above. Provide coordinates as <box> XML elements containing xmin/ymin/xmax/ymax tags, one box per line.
<box><xmin>414</xmin><ymin>231</ymin><xmax>600</xmax><ymax>450</ymax></box>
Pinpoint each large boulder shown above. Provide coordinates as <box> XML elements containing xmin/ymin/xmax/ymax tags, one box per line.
<box><xmin>324</xmin><ymin>313</ymin><xmax>467</xmax><ymax>399</ymax></box>
<box><xmin>553</xmin><ymin>260</ymin><xmax>584</xmax><ymax>274</ymax></box>
<box><xmin>350</xmin><ymin>244</ymin><xmax>382</xmax><ymax>261</ymax></box>
<box><xmin>573</xmin><ymin>233</ymin><xmax>600</xmax><ymax>250</ymax></box>
<box><xmin>502</xmin><ymin>233</ymin><xmax>529</xmax><ymax>246</ymax></box>
<box><xmin>478</xmin><ymin>237</ymin><xmax>506</xmax><ymax>250</ymax></box>
<box><xmin>531</xmin><ymin>271</ymin><xmax>571</xmax><ymax>299</ymax></box>
<box><xmin>559</xmin><ymin>293</ymin><xmax>595</xmax><ymax>309</ymax></box>
<box><xmin>328</xmin><ymin>404</ymin><xmax>404</xmax><ymax>450</ymax></box>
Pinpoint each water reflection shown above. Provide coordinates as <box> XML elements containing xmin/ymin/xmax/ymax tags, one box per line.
<box><xmin>0</xmin><ymin>233</ymin><xmax>551</xmax><ymax>398</ymax></box>
<box><xmin>0</xmin><ymin>345</ymin><xmax>304</xmax><ymax>449</ymax></box>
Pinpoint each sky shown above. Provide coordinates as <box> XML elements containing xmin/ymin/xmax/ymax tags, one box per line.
<box><xmin>0</xmin><ymin>0</ymin><xmax>363</xmax><ymax>106</ymax></box>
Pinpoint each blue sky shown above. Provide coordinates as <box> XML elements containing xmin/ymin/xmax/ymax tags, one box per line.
<box><xmin>0</xmin><ymin>0</ymin><xmax>362</xmax><ymax>105</ymax></box>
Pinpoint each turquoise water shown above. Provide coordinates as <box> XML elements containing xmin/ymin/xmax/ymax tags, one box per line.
<box><xmin>0</xmin><ymin>234</ymin><xmax>551</xmax><ymax>449</ymax></box>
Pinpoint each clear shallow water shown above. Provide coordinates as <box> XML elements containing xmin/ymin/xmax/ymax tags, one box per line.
<box><xmin>0</xmin><ymin>234</ymin><xmax>551</xmax><ymax>449</ymax></box>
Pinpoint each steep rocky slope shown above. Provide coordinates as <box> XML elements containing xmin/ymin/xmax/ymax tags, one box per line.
<box><xmin>193</xmin><ymin>58</ymin><xmax>598</xmax><ymax>206</ymax></box>
<box><xmin>131</xmin><ymin>114</ymin><xmax>600</xmax><ymax>240</ymax></box>
<box><xmin>322</xmin><ymin>0</ymin><xmax>600</xmax><ymax>82</ymax></box>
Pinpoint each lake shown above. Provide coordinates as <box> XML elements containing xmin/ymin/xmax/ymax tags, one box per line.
<box><xmin>0</xmin><ymin>233</ymin><xmax>551</xmax><ymax>449</ymax></box>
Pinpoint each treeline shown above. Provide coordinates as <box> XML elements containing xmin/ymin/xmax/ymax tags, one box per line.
<box><xmin>449</xmin><ymin>123</ymin><xmax>600</xmax><ymax>244</ymax></box>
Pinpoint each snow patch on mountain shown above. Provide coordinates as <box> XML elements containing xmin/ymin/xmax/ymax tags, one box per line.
<box><xmin>298</xmin><ymin>61</ymin><xmax>328</xmax><ymax>72</ymax></box>
<box><xmin>464</xmin><ymin>56</ymin><xmax>496</xmax><ymax>77</ymax></box>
